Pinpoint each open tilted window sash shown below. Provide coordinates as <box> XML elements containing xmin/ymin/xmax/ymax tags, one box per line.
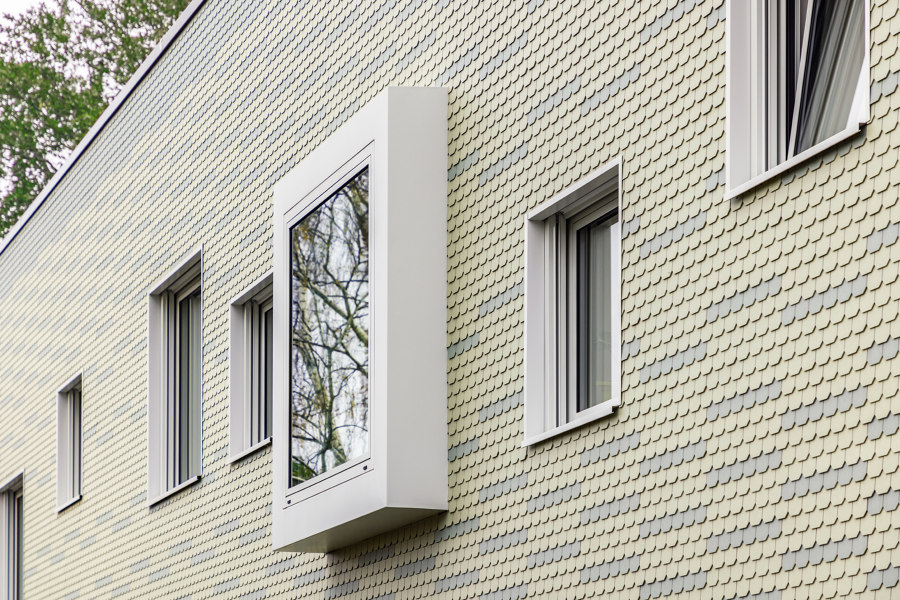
<box><xmin>729</xmin><ymin>0</ymin><xmax>868</xmax><ymax>195</ymax></box>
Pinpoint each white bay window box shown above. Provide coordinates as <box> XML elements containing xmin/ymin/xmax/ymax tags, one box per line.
<box><xmin>272</xmin><ymin>87</ymin><xmax>448</xmax><ymax>553</ymax></box>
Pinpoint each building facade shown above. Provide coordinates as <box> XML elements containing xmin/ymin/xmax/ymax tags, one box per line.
<box><xmin>0</xmin><ymin>0</ymin><xmax>897</xmax><ymax>598</ymax></box>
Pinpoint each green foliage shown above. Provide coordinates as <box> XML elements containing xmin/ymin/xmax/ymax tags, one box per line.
<box><xmin>0</xmin><ymin>0</ymin><xmax>190</xmax><ymax>238</ymax></box>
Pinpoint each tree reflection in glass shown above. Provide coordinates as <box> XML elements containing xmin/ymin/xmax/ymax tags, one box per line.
<box><xmin>289</xmin><ymin>168</ymin><xmax>369</xmax><ymax>487</ymax></box>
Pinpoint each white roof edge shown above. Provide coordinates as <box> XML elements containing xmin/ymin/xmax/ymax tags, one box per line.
<box><xmin>0</xmin><ymin>0</ymin><xmax>209</xmax><ymax>259</ymax></box>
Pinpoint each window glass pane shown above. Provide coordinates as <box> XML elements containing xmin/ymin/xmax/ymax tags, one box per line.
<box><xmin>290</xmin><ymin>168</ymin><xmax>369</xmax><ymax>487</ymax></box>
<box><xmin>15</xmin><ymin>492</ymin><xmax>22</xmax><ymax>600</ymax></box>
<box><xmin>577</xmin><ymin>214</ymin><xmax>616</xmax><ymax>412</ymax></box>
<box><xmin>73</xmin><ymin>388</ymin><xmax>81</xmax><ymax>498</ymax></box>
<box><xmin>177</xmin><ymin>289</ymin><xmax>201</xmax><ymax>484</ymax></box>
<box><xmin>794</xmin><ymin>0</ymin><xmax>864</xmax><ymax>153</ymax></box>
<box><xmin>264</xmin><ymin>307</ymin><xmax>273</xmax><ymax>440</ymax></box>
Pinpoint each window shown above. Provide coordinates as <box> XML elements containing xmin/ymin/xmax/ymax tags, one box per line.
<box><xmin>57</xmin><ymin>373</ymin><xmax>82</xmax><ymax>511</ymax></box>
<box><xmin>273</xmin><ymin>87</ymin><xmax>448</xmax><ymax>552</ymax></box>
<box><xmin>727</xmin><ymin>0</ymin><xmax>869</xmax><ymax>197</ymax></box>
<box><xmin>524</xmin><ymin>161</ymin><xmax>622</xmax><ymax>446</ymax></box>
<box><xmin>229</xmin><ymin>272</ymin><xmax>274</xmax><ymax>461</ymax></box>
<box><xmin>147</xmin><ymin>251</ymin><xmax>202</xmax><ymax>505</ymax></box>
<box><xmin>288</xmin><ymin>167</ymin><xmax>370</xmax><ymax>486</ymax></box>
<box><xmin>1</xmin><ymin>474</ymin><xmax>22</xmax><ymax>599</ymax></box>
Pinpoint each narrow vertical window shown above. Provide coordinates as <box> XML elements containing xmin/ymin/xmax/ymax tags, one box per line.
<box><xmin>228</xmin><ymin>273</ymin><xmax>273</xmax><ymax>461</ymax></box>
<box><xmin>574</xmin><ymin>211</ymin><xmax>619</xmax><ymax>413</ymax></box>
<box><xmin>57</xmin><ymin>374</ymin><xmax>83</xmax><ymax>510</ymax></box>
<box><xmin>264</xmin><ymin>305</ymin><xmax>274</xmax><ymax>440</ymax></box>
<box><xmin>148</xmin><ymin>253</ymin><xmax>203</xmax><ymax>504</ymax></box>
<box><xmin>247</xmin><ymin>300</ymin><xmax>274</xmax><ymax>447</ymax></box>
<box><xmin>1</xmin><ymin>478</ymin><xmax>22</xmax><ymax>599</ymax></box>
<box><xmin>289</xmin><ymin>167</ymin><xmax>369</xmax><ymax>488</ymax></box>
<box><xmin>558</xmin><ymin>207</ymin><xmax>620</xmax><ymax>424</ymax></box>
<box><xmin>173</xmin><ymin>286</ymin><xmax>201</xmax><ymax>488</ymax></box>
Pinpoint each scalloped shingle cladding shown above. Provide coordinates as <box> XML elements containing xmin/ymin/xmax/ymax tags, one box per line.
<box><xmin>0</xmin><ymin>0</ymin><xmax>899</xmax><ymax>597</ymax></box>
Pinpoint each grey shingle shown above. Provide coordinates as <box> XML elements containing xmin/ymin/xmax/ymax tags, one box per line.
<box><xmin>478</xmin><ymin>143</ymin><xmax>528</xmax><ymax>186</ymax></box>
<box><xmin>781</xmin><ymin>460</ymin><xmax>867</xmax><ymax>500</ymax></box>
<box><xmin>580</xmin><ymin>492</ymin><xmax>641</xmax><ymax>525</ymax></box>
<box><xmin>479</xmin><ymin>473</ymin><xmax>528</xmax><ymax>502</ymax></box>
<box><xmin>868</xmin><ymin>565</ymin><xmax>900</xmax><ymax>591</ymax></box>
<box><xmin>868</xmin><ymin>412</ymin><xmax>900</xmax><ymax>441</ymax></box>
<box><xmin>580</xmin><ymin>64</ymin><xmax>641</xmax><ymax>116</ymax></box>
<box><xmin>394</xmin><ymin>555</ymin><xmax>436</xmax><ymax>579</ymax></box>
<box><xmin>708</xmin><ymin>381</ymin><xmax>781</xmax><ymax>421</ymax></box>
<box><xmin>782</xmin><ymin>275</ymin><xmax>866</xmax><ymax>325</ymax></box>
<box><xmin>639</xmin><ymin>212</ymin><xmax>706</xmax><ymax>259</ymax></box>
<box><xmin>708</xmin><ymin>449</ymin><xmax>781</xmax><ymax>487</ymax></box>
<box><xmin>433</xmin><ymin>569</ymin><xmax>478</xmax><ymax>593</ymax></box>
<box><xmin>782</xmin><ymin>385</ymin><xmax>866</xmax><ymax>430</ymax></box>
<box><xmin>640</xmin><ymin>570</ymin><xmax>707</xmax><ymax>600</ymax></box>
<box><xmin>581</xmin><ymin>431</ymin><xmax>641</xmax><ymax>466</ymax></box>
<box><xmin>526</xmin><ymin>541</ymin><xmax>580</xmax><ymax>568</ymax></box>
<box><xmin>479</xmin><ymin>391</ymin><xmax>522</xmax><ymax>422</ymax></box>
<box><xmin>640</xmin><ymin>440</ymin><xmax>706</xmax><ymax>476</ymax></box>
<box><xmin>639</xmin><ymin>505</ymin><xmax>706</xmax><ymax>538</ymax></box>
<box><xmin>707</xmin><ymin>519</ymin><xmax>781</xmax><ymax>553</ymax></box>
<box><xmin>479</xmin><ymin>33</ymin><xmax>529</xmax><ymax>79</ymax></box>
<box><xmin>527</xmin><ymin>77</ymin><xmax>581</xmax><ymax>124</ymax></box>
<box><xmin>640</xmin><ymin>342</ymin><xmax>706</xmax><ymax>383</ymax></box>
<box><xmin>479</xmin><ymin>583</ymin><xmax>527</xmax><ymax>600</ymax></box>
<box><xmin>708</xmin><ymin>276</ymin><xmax>781</xmax><ymax>324</ymax></box>
<box><xmin>782</xmin><ymin>534</ymin><xmax>866</xmax><ymax>571</ymax></box>
<box><xmin>527</xmin><ymin>482</ymin><xmax>580</xmax><ymax>513</ymax></box>
<box><xmin>867</xmin><ymin>488</ymin><xmax>900</xmax><ymax>516</ymax></box>
<box><xmin>479</xmin><ymin>528</ymin><xmax>528</xmax><ymax>555</ymax></box>
<box><xmin>434</xmin><ymin>516</ymin><xmax>479</xmax><ymax>543</ymax></box>
<box><xmin>581</xmin><ymin>554</ymin><xmax>640</xmax><ymax>583</ymax></box>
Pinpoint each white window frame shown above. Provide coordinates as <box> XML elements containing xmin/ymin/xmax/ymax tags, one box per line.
<box><xmin>272</xmin><ymin>87</ymin><xmax>448</xmax><ymax>553</ymax></box>
<box><xmin>229</xmin><ymin>271</ymin><xmax>274</xmax><ymax>462</ymax></box>
<box><xmin>524</xmin><ymin>159</ymin><xmax>622</xmax><ymax>447</ymax></box>
<box><xmin>56</xmin><ymin>372</ymin><xmax>83</xmax><ymax>512</ymax></box>
<box><xmin>726</xmin><ymin>0</ymin><xmax>870</xmax><ymax>199</ymax></box>
<box><xmin>281</xmin><ymin>152</ymin><xmax>374</xmax><ymax>498</ymax></box>
<box><xmin>147</xmin><ymin>249</ymin><xmax>203</xmax><ymax>506</ymax></box>
<box><xmin>0</xmin><ymin>472</ymin><xmax>23</xmax><ymax>600</ymax></box>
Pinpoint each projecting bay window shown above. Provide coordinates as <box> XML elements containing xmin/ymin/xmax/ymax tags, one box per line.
<box><xmin>57</xmin><ymin>374</ymin><xmax>83</xmax><ymax>511</ymax></box>
<box><xmin>1</xmin><ymin>474</ymin><xmax>22</xmax><ymax>600</ymax></box>
<box><xmin>727</xmin><ymin>0</ymin><xmax>869</xmax><ymax>197</ymax></box>
<box><xmin>229</xmin><ymin>273</ymin><xmax>274</xmax><ymax>461</ymax></box>
<box><xmin>148</xmin><ymin>252</ymin><xmax>202</xmax><ymax>505</ymax></box>
<box><xmin>524</xmin><ymin>161</ymin><xmax>622</xmax><ymax>446</ymax></box>
<box><xmin>273</xmin><ymin>87</ymin><xmax>448</xmax><ymax>553</ymax></box>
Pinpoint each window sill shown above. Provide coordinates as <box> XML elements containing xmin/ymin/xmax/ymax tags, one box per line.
<box><xmin>725</xmin><ymin>124</ymin><xmax>863</xmax><ymax>201</ymax></box>
<box><xmin>522</xmin><ymin>398</ymin><xmax>620</xmax><ymax>447</ymax></box>
<box><xmin>147</xmin><ymin>475</ymin><xmax>200</xmax><ymax>507</ymax></box>
<box><xmin>228</xmin><ymin>438</ymin><xmax>272</xmax><ymax>464</ymax></box>
<box><xmin>56</xmin><ymin>494</ymin><xmax>81</xmax><ymax>513</ymax></box>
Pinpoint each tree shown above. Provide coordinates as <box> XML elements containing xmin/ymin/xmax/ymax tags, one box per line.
<box><xmin>289</xmin><ymin>168</ymin><xmax>370</xmax><ymax>486</ymax></box>
<box><xmin>0</xmin><ymin>0</ymin><xmax>190</xmax><ymax>238</ymax></box>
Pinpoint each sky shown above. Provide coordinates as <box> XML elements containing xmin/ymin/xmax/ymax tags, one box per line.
<box><xmin>0</xmin><ymin>0</ymin><xmax>41</xmax><ymax>20</ymax></box>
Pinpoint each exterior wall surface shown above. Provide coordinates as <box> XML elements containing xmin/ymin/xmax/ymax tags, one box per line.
<box><xmin>0</xmin><ymin>0</ymin><xmax>898</xmax><ymax>598</ymax></box>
